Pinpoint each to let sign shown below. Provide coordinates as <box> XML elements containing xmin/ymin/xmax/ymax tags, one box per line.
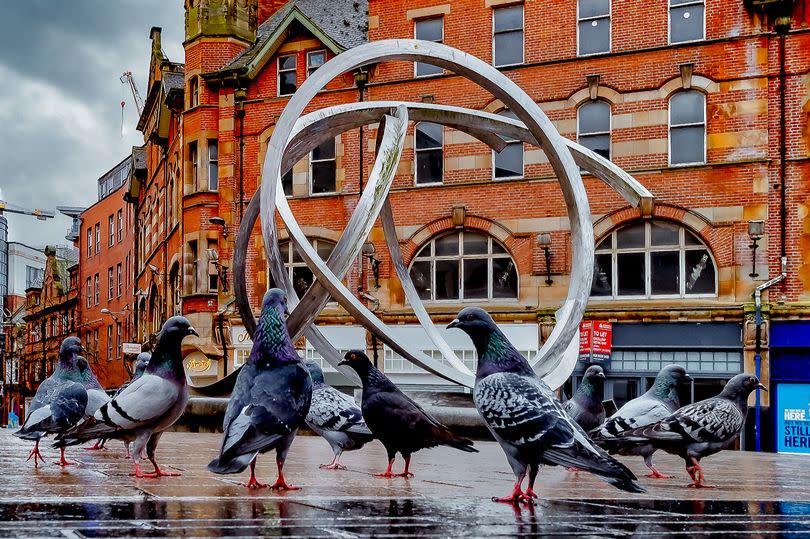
<box><xmin>579</xmin><ymin>321</ymin><xmax>612</xmax><ymax>365</ymax></box>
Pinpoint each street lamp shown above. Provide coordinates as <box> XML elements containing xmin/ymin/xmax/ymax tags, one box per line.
<box><xmin>748</xmin><ymin>220</ymin><xmax>764</xmax><ymax>279</ymax></box>
<box><xmin>362</xmin><ymin>242</ymin><xmax>381</xmax><ymax>289</ymax></box>
<box><xmin>537</xmin><ymin>233</ymin><xmax>553</xmax><ymax>286</ymax></box>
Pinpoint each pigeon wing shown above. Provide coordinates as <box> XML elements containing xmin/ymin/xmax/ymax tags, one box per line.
<box><xmin>307</xmin><ymin>385</ymin><xmax>370</xmax><ymax>435</ymax></box>
<box><xmin>593</xmin><ymin>396</ymin><xmax>672</xmax><ymax>439</ymax></box>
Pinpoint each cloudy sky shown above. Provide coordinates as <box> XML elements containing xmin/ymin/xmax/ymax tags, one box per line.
<box><xmin>0</xmin><ymin>1</ymin><xmax>185</xmax><ymax>247</ymax></box>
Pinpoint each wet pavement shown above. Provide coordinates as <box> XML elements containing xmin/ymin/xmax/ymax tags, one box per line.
<box><xmin>1</xmin><ymin>429</ymin><xmax>809</xmax><ymax>537</ymax></box>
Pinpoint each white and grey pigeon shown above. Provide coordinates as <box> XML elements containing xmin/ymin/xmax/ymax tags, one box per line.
<box><xmin>208</xmin><ymin>289</ymin><xmax>312</xmax><ymax>490</ymax></box>
<box><xmin>612</xmin><ymin>373</ymin><xmax>765</xmax><ymax>488</ymax></box>
<box><xmin>448</xmin><ymin>307</ymin><xmax>644</xmax><ymax>504</ymax></box>
<box><xmin>590</xmin><ymin>364</ymin><xmax>691</xmax><ymax>478</ymax></box>
<box><xmin>14</xmin><ymin>336</ymin><xmax>100</xmax><ymax>467</ymax></box>
<box><xmin>304</xmin><ymin>360</ymin><xmax>374</xmax><ymax>470</ymax></box>
<box><xmin>55</xmin><ymin>317</ymin><xmax>197</xmax><ymax>478</ymax></box>
<box><xmin>562</xmin><ymin>365</ymin><xmax>606</xmax><ymax>432</ymax></box>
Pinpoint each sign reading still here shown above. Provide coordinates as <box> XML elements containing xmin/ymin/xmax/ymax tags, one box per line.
<box><xmin>579</xmin><ymin>321</ymin><xmax>612</xmax><ymax>364</ymax></box>
<box><xmin>777</xmin><ymin>383</ymin><xmax>810</xmax><ymax>454</ymax></box>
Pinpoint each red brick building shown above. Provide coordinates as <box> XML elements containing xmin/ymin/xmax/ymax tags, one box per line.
<box><xmin>75</xmin><ymin>157</ymin><xmax>136</xmax><ymax>390</ymax></box>
<box><xmin>132</xmin><ymin>0</ymin><xmax>810</xmax><ymax>448</ymax></box>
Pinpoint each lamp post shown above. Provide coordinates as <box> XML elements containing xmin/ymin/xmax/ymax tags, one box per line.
<box><xmin>748</xmin><ymin>220</ymin><xmax>764</xmax><ymax>279</ymax></box>
<box><xmin>537</xmin><ymin>233</ymin><xmax>553</xmax><ymax>286</ymax></box>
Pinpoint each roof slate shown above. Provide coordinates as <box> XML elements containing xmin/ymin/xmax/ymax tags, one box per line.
<box><xmin>162</xmin><ymin>71</ymin><xmax>186</xmax><ymax>93</ymax></box>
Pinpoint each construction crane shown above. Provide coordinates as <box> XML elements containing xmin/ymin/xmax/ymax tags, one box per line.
<box><xmin>0</xmin><ymin>200</ymin><xmax>55</xmax><ymax>221</ymax></box>
<box><xmin>120</xmin><ymin>71</ymin><xmax>144</xmax><ymax>116</ymax></box>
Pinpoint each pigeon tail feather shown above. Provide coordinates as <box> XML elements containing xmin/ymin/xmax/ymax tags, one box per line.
<box><xmin>13</xmin><ymin>428</ymin><xmax>42</xmax><ymax>441</ymax></box>
<box><xmin>207</xmin><ymin>452</ymin><xmax>256</xmax><ymax>474</ymax></box>
<box><xmin>542</xmin><ymin>445</ymin><xmax>646</xmax><ymax>494</ymax></box>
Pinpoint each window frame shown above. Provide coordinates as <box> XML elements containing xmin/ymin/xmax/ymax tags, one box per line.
<box><xmin>414</xmin><ymin>122</ymin><xmax>444</xmax><ymax>185</ymax></box>
<box><xmin>86</xmin><ymin>228</ymin><xmax>92</xmax><ymax>258</ymax></box>
<box><xmin>116</xmin><ymin>263</ymin><xmax>122</xmax><ymax>297</ymax></box>
<box><xmin>108</xmin><ymin>215</ymin><xmax>115</xmax><ymax>246</ymax></box>
<box><xmin>309</xmin><ymin>137</ymin><xmax>338</xmax><ymax>195</ymax></box>
<box><xmin>668</xmin><ymin>0</ymin><xmax>706</xmax><ymax>45</ymax></box>
<box><xmin>577</xmin><ymin>0</ymin><xmax>611</xmax><ymax>57</ymax></box>
<box><xmin>94</xmin><ymin>224</ymin><xmax>100</xmax><ymax>254</ymax></box>
<box><xmin>668</xmin><ymin>90</ymin><xmax>707</xmax><ymax>166</ymax></box>
<box><xmin>591</xmin><ymin>221</ymin><xmax>718</xmax><ymax>300</ymax></box>
<box><xmin>306</xmin><ymin>49</ymin><xmax>326</xmax><ymax>77</ymax></box>
<box><xmin>107</xmin><ymin>324</ymin><xmax>113</xmax><ymax>361</ymax></box>
<box><xmin>208</xmin><ymin>139</ymin><xmax>219</xmax><ymax>191</ymax></box>
<box><xmin>189</xmin><ymin>141</ymin><xmax>199</xmax><ymax>189</ymax></box>
<box><xmin>189</xmin><ymin>76</ymin><xmax>199</xmax><ymax>108</ymax></box>
<box><xmin>408</xmin><ymin>230</ymin><xmax>519</xmax><ymax>303</ymax></box>
<box><xmin>271</xmin><ymin>239</ymin><xmax>338</xmax><ymax>300</ymax></box>
<box><xmin>492</xmin><ymin>4</ymin><xmax>525</xmax><ymax>68</ymax></box>
<box><xmin>277</xmin><ymin>54</ymin><xmax>297</xmax><ymax>97</ymax></box>
<box><xmin>577</xmin><ymin>99</ymin><xmax>612</xmax><ymax>163</ymax></box>
<box><xmin>107</xmin><ymin>267</ymin><xmax>114</xmax><ymax>300</ymax></box>
<box><xmin>117</xmin><ymin>209</ymin><xmax>123</xmax><ymax>242</ymax></box>
<box><xmin>492</xmin><ymin>110</ymin><xmax>524</xmax><ymax>181</ymax></box>
<box><xmin>414</xmin><ymin>17</ymin><xmax>444</xmax><ymax>78</ymax></box>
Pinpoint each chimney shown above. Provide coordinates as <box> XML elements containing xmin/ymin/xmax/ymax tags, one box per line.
<box><xmin>259</xmin><ymin>1</ymin><xmax>289</xmax><ymax>24</ymax></box>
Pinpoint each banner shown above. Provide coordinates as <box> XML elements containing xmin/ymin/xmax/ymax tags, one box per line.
<box><xmin>579</xmin><ymin>321</ymin><xmax>612</xmax><ymax>365</ymax></box>
<box><xmin>777</xmin><ymin>383</ymin><xmax>810</xmax><ymax>454</ymax></box>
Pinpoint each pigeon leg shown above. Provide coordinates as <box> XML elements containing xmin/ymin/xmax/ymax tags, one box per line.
<box><xmin>142</xmin><ymin>432</ymin><xmax>181</xmax><ymax>477</ymax></box>
<box><xmin>54</xmin><ymin>447</ymin><xmax>77</xmax><ymax>467</ymax></box>
<box><xmin>374</xmin><ymin>458</ymin><xmax>397</xmax><ymax>478</ymax></box>
<box><xmin>269</xmin><ymin>458</ymin><xmax>301</xmax><ymax>491</ymax></box>
<box><xmin>319</xmin><ymin>451</ymin><xmax>346</xmax><ymax>470</ymax></box>
<box><xmin>643</xmin><ymin>454</ymin><xmax>674</xmax><ymax>479</ymax></box>
<box><xmin>524</xmin><ymin>465</ymin><xmax>539</xmax><ymax>501</ymax></box>
<box><xmin>396</xmin><ymin>454</ymin><xmax>414</xmax><ymax>478</ymax></box>
<box><xmin>83</xmin><ymin>439</ymin><xmax>104</xmax><ymax>451</ymax></box>
<box><xmin>492</xmin><ymin>471</ymin><xmax>527</xmax><ymax>504</ymax></box>
<box><xmin>243</xmin><ymin>458</ymin><xmax>267</xmax><ymax>489</ymax></box>
<box><xmin>123</xmin><ymin>441</ymin><xmax>131</xmax><ymax>459</ymax></box>
<box><xmin>27</xmin><ymin>440</ymin><xmax>45</xmax><ymax>467</ymax></box>
<box><xmin>686</xmin><ymin>458</ymin><xmax>716</xmax><ymax>488</ymax></box>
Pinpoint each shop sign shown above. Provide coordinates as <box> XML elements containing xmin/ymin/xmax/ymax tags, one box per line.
<box><xmin>579</xmin><ymin>321</ymin><xmax>612</xmax><ymax>364</ymax></box>
<box><xmin>122</xmin><ymin>343</ymin><xmax>142</xmax><ymax>355</ymax></box>
<box><xmin>777</xmin><ymin>383</ymin><xmax>810</xmax><ymax>454</ymax></box>
<box><xmin>185</xmin><ymin>353</ymin><xmax>214</xmax><ymax>374</ymax></box>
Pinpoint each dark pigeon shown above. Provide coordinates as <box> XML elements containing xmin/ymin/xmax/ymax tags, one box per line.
<box><xmin>15</xmin><ymin>336</ymin><xmax>92</xmax><ymax>466</ymax></box>
<box><xmin>448</xmin><ymin>307</ymin><xmax>644</xmax><ymax>503</ymax></box>
<box><xmin>304</xmin><ymin>360</ymin><xmax>374</xmax><ymax>470</ymax></box>
<box><xmin>613</xmin><ymin>373</ymin><xmax>765</xmax><ymax>488</ymax></box>
<box><xmin>208</xmin><ymin>289</ymin><xmax>312</xmax><ymax>490</ymax></box>
<box><xmin>338</xmin><ymin>350</ymin><xmax>477</xmax><ymax>478</ymax></box>
<box><xmin>55</xmin><ymin>317</ymin><xmax>197</xmax><ymax>479</ymax></box>
<box><xmin>590</xmin><ymin>364</ymin><xmax>691</xmax><ymax>478</ymax></box>
<box><xmin>562</xmin><ymin>365</ymin><xmax>606</xmax><ymax>432</ymax></box>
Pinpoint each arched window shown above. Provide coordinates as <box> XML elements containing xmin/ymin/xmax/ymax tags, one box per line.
<box><xmin>409</xmin><ymin>230</ymin><xmax>518</xmax><ymax>301</ymax></box>
<box><xmin>591</xmin><ymin>221</ymin><xmax>716</xmax><ymax>299</ymax></box>
<box><xmin>669</xmin><ymin>90</ymin><xmax>706</xmax><ymax>165</ymax></box>
<box><xmin>274</xmin><ymin>239</ymin><xmax>337</xmax><ymax>298</ymax></box>
<box><xmin>493</xmin><ymin>110</ymin><xmax>523</xmax><ymax>179</ymax></box>
<box><xmin>577</xmin><ymin>100</ymin><xmax>611</xmax><ymax>160</ymax></box>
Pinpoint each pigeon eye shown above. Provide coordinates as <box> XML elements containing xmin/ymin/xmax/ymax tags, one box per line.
<box><xmin>466</xmin><ymin>314</ymin><xmax>475</xmax><ymax>321</ymax></box>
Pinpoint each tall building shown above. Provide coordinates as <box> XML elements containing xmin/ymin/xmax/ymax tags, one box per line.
<box><xmin>131</xmin><ymin>0</ymin><xmax>810</xmax><ymax>449</ymax></box>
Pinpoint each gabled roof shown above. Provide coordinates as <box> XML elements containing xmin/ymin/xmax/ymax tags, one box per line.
<box><xmin>210</xmin><ymin>0</ymin><xmax>367</xmax><ymax>83</ymax></box>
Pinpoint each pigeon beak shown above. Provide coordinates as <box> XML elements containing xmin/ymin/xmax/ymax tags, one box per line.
<box><xmin>597</xmin><ymin>372</ymin><xmax>606</xmax><ymax>379</ymax></box>
<box><xmin>446</xmin><ymin>319</ymin><xmax>460</xmax><ymax>329</ymax></box>
<box><xmin>757</xmin><ymin>383</ymin><xmax>768</xmax><ymax>392</ymax></box>
<box><xmin>684</xmin><ymin>374</ymin><xmax>693</xmax><ymax>382</ymax></box>
<box><xmin>337</xmin><ymin>360</ymin><xmax>348</xmax><ymax>367</ymax></box>
<box><xmin>188</xmin><ymin>326</ymin><xmax>199</xmax><ymax>337</ymax></box>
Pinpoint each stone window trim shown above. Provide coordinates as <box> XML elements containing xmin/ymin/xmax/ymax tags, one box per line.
<box><xmin>188</xmin><ymin>75</ymin><xmax>200</xmax><ymax>109</ymax></box>
<box><xmin>668</xmin><ymin>89</ymin><xmax>706</xmax><ymax>167</ymax></box>
<box><xmin>577</xmin><ymin>0</ymin><xmax>611</xmax><ymax>56</ymax></box>
<box><xmin>577</xmin><ymin>99</ymin><xmax>612</xmax><ymax>162</ymax></box>
<box><xmin>183</xmin><ymin>230</ymin><xmax>220</xmax><ymax>297</ymax></box>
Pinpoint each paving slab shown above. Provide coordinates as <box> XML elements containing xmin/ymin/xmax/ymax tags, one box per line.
<box><xmin>1</xmin><ymin>429</ymin><xmax>809</xmax><ymax>537</ymax></box>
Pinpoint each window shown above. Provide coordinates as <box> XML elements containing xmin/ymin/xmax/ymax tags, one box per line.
<box><xmin>670</xmin><ymin>0</ymin><xmax>704</xmax><ymax>44</ymax></box>
<box><xmin>116</xmin><ymin>263</ymin><xmax>122</xmax><ymax>297</ymax></box>
<box><xmin>189</xmin><ymin>240</ymin><xmax>198</xmax><ymax>293</ymax></box>
<box><xmin>414</xmin><ymin>18</ymin><xmax>443</xmax><ymax>77</ymax></box>
<box><xmin>107</xmin><ymin>325</ymin><xmax>113</xmax><ymax>361</ymax></box>
<box><xmin>108</xmin><ymin>215</ymin><xmax>115</xmax><ymax>246</ymax></box>
<box><xmin>86</xmin><ymin>278</ymin><xmax>92</xmax><ymax>308</ymax></box>
<box><xmin>207</xmin><ymin>239</ymin><xmax>218</xmax><ymax>292</ymax></box>
<box><xmin>107</xmin><ymin>267</ymin><xmax>114</xmax><ymax>300</ymax></box>
<box><xmin>591</xmin><ymin>221</ymin><xmax>716</xmax><ymax>299</ymax></box>
<box><xmin>282</xmin><ymin>169</ymin><xmax>294</xmax><ymax>197</ymax></box>
<box><xmin>25</xmin><ymin>266</ymin><xmax>43</xmax><ymax>288</ymax></box>
<box><xmin>578</xmin><ymin>0</ymin><xmax>610</xmax><ymax>55</ymax></box>
<box><xmin>669</xmin><ymin>91</ymin><xmax>706</xmax><ymax>165</ymax></box>
<box><xmin>94</xmin><ymin>273</ymin><xmax>99</xmax><ymax>305</ymax></box>
<box><xmin>86</xmin><ymin>228</ymin><xmax>93</xmax><ymax>257</ymax></box>
<box><xmin>51</xmin><ymin>318</ymin><xmax>56</xmax><ymax>338</ymax></box>
<box><xmin>94</xmin><ymin>224</ymin><xmax>100</xmax><ymax>254</ymax></box>
<box><xmin>493</xmin><ymin>110</ymin><xmax>523</xmax><ymax>179</ymax></box>
<box><xmin>117</xmin><ymin>209</ymin><xmax>123</xmax><ymax>242</ymax></box>
<box><xmin>310</xmin><ymin>138</ymin><xmax>336</xmax><ymax>194</ymax></box>
<box><xmin>307</xmin><ymin>50</ymin><xmax>326</xmax><ymax>76</ymax></box>
<box><xmin>274</xmin><ymin>239</ymin><xmax>336</xmax><ymax>298</ymax></box>
<box><xmin>189</xmin><ymin>142</ymin><xmax>199</xmax><ymax>188</ymax></box>
<box><xmin>493</xmin><ymin>5</ymin><xmax>524</xmax><ymax>67</ymax></box>
<box><xmin>415</xmin><ymin>122</ymin><xmax>443</xmax><ymax>184</ymax></box>
<box><xmin>409</xmin><ymin>230</ymin><xmax>518</xmax><ymax>301</ymax></box>
<box><xmin>578</xmin><ymin>100</ymin><xmax>611</xmax><ymax>160</ymax></box>
<box><xmin>208</xmin><ymin>139</ymin><xmax>218</xmax><ymax>190</ymax></box>
<box><xmin>189</xmin><ymin>76</ymin><xmax>199</xmax><ymax>107</ymax></box>
<box><xmin>116</xmin><ymin>322</ymin><xmax>122</xmax><ymax>358</ymax></box>
<box><xmin>93</xmin><ymin>329</ymin><xmax>99</xmax><ymax>357</ymax></box>
<box><xmin>278</xmin><ymin>54</ymin><xmax>297</xmax><ymax>96</ymax></box>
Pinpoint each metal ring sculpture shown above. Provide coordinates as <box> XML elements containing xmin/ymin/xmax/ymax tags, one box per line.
<box><xmin>223</xmin><ymin>40</ymin><xmax>653</xmax><ymax>392</ymax></box>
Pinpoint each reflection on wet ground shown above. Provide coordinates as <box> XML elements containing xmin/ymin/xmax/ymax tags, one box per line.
<box><xmin>1</xmin><ymin>431</ymin><xmax>809</xmax><ymax>537</ymax></box>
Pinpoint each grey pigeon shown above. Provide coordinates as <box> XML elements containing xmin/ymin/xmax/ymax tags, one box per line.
<box><xmin>304</xmin><ymin>360</ymin><xmax>374</xmax><ymax>470</ymax></box>
<box><xmin>55</xmin><ymin>317</ymin><xmax>197</xmax><ymax>478</ymax></box>
<box><xmin>590</xmin><ymin>364</ymin><xmax>691</xmax><ymax>478</ymax></box>
<box><xmin>338</xmin><ymin>350</ymin><xmax>477</xmax><ymax>478</ymax></box>
<box><xmin>208</xmin><ymin>289</ymin><xmax>312</xmax><ymax>490</ymax></box>
<box><xmin>14</xmin><ymin>336</ymin><xmax>94</xmax><ymax>467</ymax></box>
<box><xmin>562</xmin><ymin>365</ymin><xmax>606</xmax><ymax>432</ymax></box>
<box><xmin>448</xmin><ymin>307</ymin><xmax>644</xmax><ymax>503</ymax></box>
<box><xmin>613</xmin><ymin>373</ymin><xmax>765</xmax><ymax>488</ymax></box>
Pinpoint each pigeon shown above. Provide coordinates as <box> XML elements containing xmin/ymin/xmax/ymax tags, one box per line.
<box><xmin>55</xmin><ymin>317</ymin><xmax>197</xmax><ymax>478</ymax></box>
<box><xmin>612</xmin><ymin>373</ymin><xmax>765</xmax><ymax>488</ymax></box>
<box><xmin>448</xmin><ymin>307</ymin><xmax>644</xmax><ymax>503</ymax></box>
<box><xmin>208</xmin><ymin>289</ymin><xmax>312</xmax><ymax>490</ymax></box>
<box><xmin>562</xmin><ymin>365</ymin><xmax>606</xmax><ymax>432</ymax></box>
<box><xmin>304</xmin><ymin>360</ymin><xmax>374</xmax><ymax>470</ymax></box>
<box><xmin>590</xmin><ymin>364</ymin><xmax>691</xmax><ymax>478</ymax></box>
<box><xmin>338</xmin><ymin>350</ymin><xmax>477</xmax><ymax>478</ymax></box>
<box><xmin>14</xmin><ymin>336</ymin><xmax>94</xmax><ymax>467</ymax></box>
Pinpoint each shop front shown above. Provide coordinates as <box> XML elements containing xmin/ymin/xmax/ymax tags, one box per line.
<box><xmin>770</xmin><ymin>321</ymin><xmax>810</xmax><ymax>455</ymax></box>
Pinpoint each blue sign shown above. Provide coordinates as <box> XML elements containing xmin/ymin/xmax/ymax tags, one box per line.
<box><xmin>776</xmin><ymin>383</ymin><xmax>810</xmax><ymax>454</ymax></box>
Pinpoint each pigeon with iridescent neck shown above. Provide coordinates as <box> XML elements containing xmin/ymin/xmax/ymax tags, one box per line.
<box><xmin>563</xmin><ymin>365</ymin><xmax>606</xmax><ymax>432</ymax></box>
<box><xmin>448</xmin><ymin>307</ymin><xmax>644</xmax><ymax>504</ymax></box>
<box><xmin>208</xmin><ymin>289</ymin><xmax>312</xmax><ymax>490</ymax></box>
<box><xmin>55</xmin><ymin>317</ymin><xmax>197</xmax><ymax>479</ymax></box>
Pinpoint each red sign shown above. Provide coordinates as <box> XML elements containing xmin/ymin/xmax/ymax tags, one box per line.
<box><xmin>579</xmin><ymin>320</ymin><xmax>612</xmax><ymax>364</ymax></box>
